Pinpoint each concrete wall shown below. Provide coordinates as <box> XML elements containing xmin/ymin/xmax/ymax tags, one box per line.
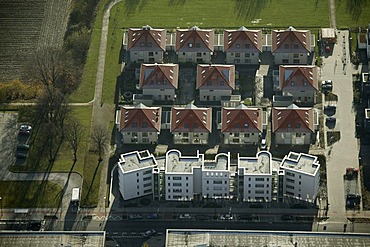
<box><xmin>121</xmin><ymin>131</ymin><xmax>159</xmax><ymax>144</ymax></box>
<box><xmin>199</xmin><ymin>89</ymin><xmax>232</xmax><ymax>102</ymax></box>
<box><xmin>143</xmin><ymin>88</ymin><xmax>176</xmax><ymax>101</ymax></box>
<box><xmin>283</xmin><ymin>169</ymin><xmax>319</xmax><ymax>202</ymax></box>
<box><xmin>177</xmin><ymin>52</ymin><xmax>211</xmax><ymax>63</ymax></box>
<box><xmin>129</xmin><ymin>51</ymin><xmax>163</xmax><ymax>63</ymax></box>
<box><xmin>223</xmin><ymin>132</ymin><xmax>259</xmax><ymax>145</ymax></box>
<box><xmin>274</xmin><ymin>132</ymin><xmax>311</xmax><ymax>145</ymax></box>
<box><xmin>225</xmin><ymin>52</ymin><xmax>260</xmax><ymax>64</ymax></box>
<box><xmin>173</xmin><ymin>132</ymin><xmax>209</xmax><ymax>144</ymax></box>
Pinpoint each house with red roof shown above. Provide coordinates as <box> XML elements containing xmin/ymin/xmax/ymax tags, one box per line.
<box><xmin>127</xmin><ymin>25</ymin><xmax>166</xmax><ymax>63</ymax></box>
<box><xmin>139</xmin><ymin>63</ymin><xmax>179</xmax><ymax>101</ymax></box>
<box><xmin>221</xmin><ymin>105</ymin><xmax>263</xmax><ymax>145</ymax></box>
<box><xmin>224</xmin><ymin>27</ymin><xmax>262</xmax><ymax>64</ymax></box>
<box><xmin>171</xmin><ymin>104</ymin><xmax>212</xmax><ymax>144</ymax></box>
<box><xmin>279</xmin><ymin>65</ymin><xmax>318</xmax><ymax>104</ymax></box>
<box><xmin>271</xmin><ymin>26</ymin><xmax>312</xmax><ymax>65</ymax></box>
<box><xmin>176</xmin><ymin>26</ymin><xmax>214</xmax><ymax>63</ymax></box>
<box><xmin>272</xmin><ymin>104</ymin><xmax>314</xmax><ymax>145</ymax></box>
<box><xmin>116</xmin><ymin>103</ymin><xmax>161</xmax><ymax>144</ymax></box>
<box><xmin>197</xmin><ymin>64</ymin><xmax>235</xmax><ymax>102</ymax></box>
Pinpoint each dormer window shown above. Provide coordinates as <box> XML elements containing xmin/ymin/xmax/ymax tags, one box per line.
<box><xmin>188</xmin><ymin>43</ymin><xmax>193</xmax><ymax>48</ymax></box>
<box><xmin>296</xmin><ymin>123</ymin><xmax>301</xmax><ymax>128</ymax></box>
<box><xmin>303</xmin><ymin>81</ymin><xmax>307</xmax><ymax>86</ymax></box>
<box><xmin>193</xmin><ymin>123</ymin><xmax>198</xmax><ymax>128</ymax></box>
<box><xmin>132</xmin><ymin>122</ymin><xmax>138</xmax><ymax>128</ymax></box>
<box><xmin>244</xmin><ymin>123</ymin><xmax>249</xmax><ymax>128</ymax></box>
<box><xmin>236</xmin><ymin>44</ymin><xmax>241</xmax><ymax>49</ymax></box>
<box><xmin>147</xmin><ymin>42</ymin><xmax>152</xmax><ymax>47</ymax></box>
<box><xmin>142</xmin><ymin>122</ymin><xmax>148</xmax><ymax>128</ymax></box>
<box><xmin>287</xmin><ymin>123</ymin><xmax>292</xmax><ymax>128</ymax></box>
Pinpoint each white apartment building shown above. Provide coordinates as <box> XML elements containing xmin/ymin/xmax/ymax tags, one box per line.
<box><xmin>237</xmin><ymin>151</ymin><xmax>273</xmax><ymax>202</ymax></box>
<box><xmin>202</xmin><ymin>153</ymin><xmax>231</xmax><ymax>199</ymax></box>
<box><xmin>279</xmin><ymin>152</ymin><xmax>320</xmax><ymax>203</ymax></box>
<box><xmin>117</xmin><ymin>150</ymin><xmax>157</xmax><ymax>200</ymax></box>
<box><xmin>165</xmin><ymin>149</ymin><xmax>203</xmax><ymax>201</ymax></box>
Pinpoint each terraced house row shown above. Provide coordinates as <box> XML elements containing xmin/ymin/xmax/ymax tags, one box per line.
<box><xmin>115</xmin><ymin>102</ymin><xmax>317</xmax><ymax>146</ymax></box>
<box><xmin>123</xmin><ymin>25</ymin><xmax>315</xmax><ymax>65</ymax></box>
<box><xmin>117</xmin><ymin>149</ymin><xmax>320</xmax><ymax>203</ymax></box>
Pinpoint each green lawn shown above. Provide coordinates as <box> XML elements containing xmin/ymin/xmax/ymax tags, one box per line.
<box><xmin>336</xmin><ymin>0</ymin><xmax>370</xmax><ymax>28</ymax></box>
<box><xmin>0</xmin><ymin>181</ymin><xmax>62</xmax><ymax>208</ymax></box>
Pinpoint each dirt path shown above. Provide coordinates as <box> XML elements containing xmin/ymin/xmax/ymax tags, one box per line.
<box><xmin>329</xmin><ymin>0</ymin><xmax>336</xmax><ymax>29</ymax></box>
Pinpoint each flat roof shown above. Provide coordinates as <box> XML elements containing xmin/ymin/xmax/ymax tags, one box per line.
<box><xmin>321</xmin><ymin>28</ymin><xmax>335</xmax><ymax>38</ymax></box>
<box><xmin>118</xmin><ymin>150</ymin><xmax>156</xmax><ymax>173</ymax></box>
<box><xmin>238</xmin><ymin>151</ymin><xmax>272</xmax><ymax>174</ymax></box>
<box><xmin>166</xmin><ymin>229</ymin><xmax>370</xmax><ymax>247</ymax></box>
<box><xmin>203</xmin><ymin>153</ymin><xmax>229</xmax><ymax>171</ymax></box>
<box><xmin>165</xmin><ymin>149</ymin><xmax>202</xmax><ymax>173</ymax></box>
<box><xmin>0</xmin><ymin>231</ymin><xmax>105</xmax><ymax>247</ymax></box>
<box><xmin>280</xmin><ymin>152</ymin><xmax>319</xmax><ymax>175</ymax></box>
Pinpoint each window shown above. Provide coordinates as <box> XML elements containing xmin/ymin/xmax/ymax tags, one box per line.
<box><xmin>293</xmin><ymin>53</ymin><xmax>299</xmax><ymax>58</ymax></box>
<box><xmin>173</xmin><ymin>183</ymin><xmax>181</xmax><ymax>186</ymax></box>
<box><xmin>220</xmin><ymin>81</ymin><xmax>224</xmax><ymax>86</ymax></box>
<box><xmin>234</xmin><ymin>59</ymin><xmax>240</xmax><ymax>63</ymax></box>
<box><xmin>188</xmin><ymin>43</ymin><xmax>193</xmax><ymax>48</ymax></box>
<box><xmin>197</xmin><ymin>52</ymin><xmax>202</xmax><ymax>57</ymax></box>
<box><xmin>255</xmin><ymin>190</ymin><xmax>264</xmax><ymax>194</ymax></box>
<box><xmin>244</xmin><ymin>123</ymin><xmax>249</xmax><ymax>128</ymax></box>
<box><xmin>196</xmin><ymin>43</ymin><xmax>200</xmax><ymax>48</ymax></box>
<box><xmin>291</xmin><ymin>81</ymin><xmax>295</xmax><ymax>86</ymax></box>
<box><xmin>245</xmin><ymin>44</ymin><xmax>250</xmax><ymax>49</ymax></box>
<box><xmin>173</xmin><ymin>177</ymin><xmax>182</xmax><ymax>180</ymax></box>
<box><xmin>286</xmin><ymin>185</ymin><xmax>294</xmax><ymax>189</ymax></box>
<box><xmin>296</xmin><ymin>123</ymin><xmax>300</xmax><ymax>128</ymax></box>
<box><xmin>132</xmin><ymin>122</ymin><xmax>138</xmax><ymax>128</ymax></box>
<box><xmin>193</xmin><ymin>123</ymin><xmax>198</xmax><ymax>128</ymax></box>
<box><xmin>293</xmin><ymin>59</ymin><xmax>300</xmax><ymax>64</ymax></box>
<box><xmin>282</xmin><ymin>59</ymin><xmax>289</xmax><ymax>63</ymax></box>
<box><xmin>143</xmin><ymin>176</ymin><xmax>151</xmax><ymax>181</ymax></box>
<box><xmin>140</xmin><ymin>42</ymin><xmax>144</xmax><ymax>47</ymax></box>
<box><xmin>294</xmin><ymin>44</ymin><xmax>298</xmax><ymax>49</ymax></box>
<box><xmin>286</xmin><ymin>178</ymin><xmax>295</xmax><ymax>183</ymax></box>
<box><xmin>137</xmin><ymin>179</ymin><xmax>139</xmax><ymax>183</ymax></box>
<box><xmin>142</xmin><ymin>122</ymin><xmax>148</xmax><ymax>128</ymax></box>
<box><xmin>168</xmin><ymin>183</ymin><xmax>170</xmax><ymax>186</ymax></box>
<box><xmin>255</xmin><ymin>178</ymin><xmax>264</xmax><ymax>181</ymax></box>
<box><xmin>143</xmin><ymin>182</ymin><xmax>152</xmax><ymax>187</ymax></box>
<box><xmin>287</xmin><ymin>123</ymin><xmax>292</xmax><ymax>128</ymax></box>
<box><xmin>148</xmin><ymin>52</ymin><xmax>154</xmax><ymax>56</ymax></box>
<box><xmin>235</xmin><ymin>53</ymin><xmax>240</xmax><ymax>58</ymax></box>
<box><xmin>284</xmin><ymin>44</ymin><xmax>289</xmax><ymax>49</ymax></box>
<box><xmin>186</xmin><ymin>177</ymin><xmax>189</xmax><ymax>180</ymax></box>
<box><xmin>207</xmin><ymin>180</ymin><xmax>209</xmax><ymax>184</ymax></box>
<box><xmin>213</xmin><ymin>180</ymin><xmax>222</xmax><ymax>184</ymax></box>
<box><xmin>236</xmin><ymin>44</ymin><xmax>240</xmax><ymax>49</ymax></box>
<box><xmin>255</xmin><ymin>184</ymin><xmax>264</xmax><ymax>188</ymax></box>
<box><xmin>296</xmin><ymin>133</ymin><xmax>302</xmax><ymax>137</ymax></box>
<box><xmin>137</xmin><ymin>173</ymin><xmax>139</xmax><ymax>176</ymax></box>
<box><xmin>287</xmin><ymin>172</ymin><xmax>295</xmax><ymax>177</ymax></box>
<box><xmin>173</xmin><ymin>189</ymin><xmax>182</xmax><ymax>193</ymax></box>
<box><xmin>245</xmin><ymin>133</ymin><xmax>250</xmax><ymax>137</ymax></box>
<box><xmin>147</xmin><ymin>42</ymin><xmax>152</xmax><ymax>47</ymax></box>
<box><xmin>246</xmin><ymin>53</ymin><xmax>251</xmax><ymax>58</ymax></box>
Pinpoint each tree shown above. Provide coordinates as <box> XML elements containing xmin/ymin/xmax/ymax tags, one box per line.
<box><xmin>66</xmin><ymin>118</ymin><xmax>85</xmax><ymax>162</ymax></box>
<box><xmin>91</xmin><ymin>126</ymin><xmax>109</xmax><ymax>162</ymax></box>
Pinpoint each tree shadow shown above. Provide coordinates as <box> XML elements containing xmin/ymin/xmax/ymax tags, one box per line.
<box><xmin>123</xmin><ymin>0</ymin><xmax>150</xmax><ymax>17</ymax></box>
<box><xmin>83</xmin><ymin>160</ymin><xmax>102</xmax><ymax>207</ymax></box>
<box><xmin>345</xmin><ymin>0</ymin><xmax>368</xmax><ymax>21</ymax></box>
<box><xmin>234</xmin><ymin>0</ymin><xmax>270</xmax><ymax>21</ymax></box>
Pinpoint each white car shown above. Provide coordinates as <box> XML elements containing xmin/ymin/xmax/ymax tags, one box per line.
<box><xmin>19</xmin><ymin>124</ymin><xmax>32</xmax><ymax>133</ymax></box>
<box><xmin>260</xmin><ymin>139</ymin><xmax>267</xmax><ymax>150</ymax></box>
<box><xmin>142</xmin><ymin>229</ymin><xmax>156</xmax><ymax>238</ymax></box>
<box><xmin>179</xmin><ymin>214</ymin><xmax>192</xmax><ymax>219</ymax></box>
<box><xmin>220</xmin><ymin>214</ymin><xmax>233</xmax><ymax>220</ymax></box>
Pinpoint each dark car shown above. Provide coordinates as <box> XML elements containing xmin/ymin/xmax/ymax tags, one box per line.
<box><xmin>238</xmin><ymin>214</ymin><xmax>259</xmax><ymax>221</ymax></box>
<box><xmin>324</xmin><ymin>105</ymin><xmax>336</xmax><ymax>111</ymax></box>
<box><xmin>281</xmin><ymin>215</ymin><xmax>294</xmax><ymax>221</ymax></box>
<box><xmin>195</xmin><ymin>215</ymin><xmax>210</xmax><ymax>221</ymax></box>
<box><xmin>19</xmin><ymin>124</ymin><xmax>32</xmax><ymax>134</ymax></box>
<box><xmin>16</xmin><ymin>152</ymin><xmax>28</xmax><ymax>159</ymax></box>
<box><xmin>326</xmin><ymin>117</ymin><xmax>336</xmax><ymax>123</ymax></box>
<box><xmin>146</xmin><ymin>213</ymin><xmax>159</xmax><ymax>219</ymax></box>
<box><xmin>17</xmin><ymin>144</ymin><xmax>30</xmax><ymax>150</ymax></box>
<box><xmin>346</xmin><ymin>194</ymin><xmax>361</xmax><ymax>209</ymax></box>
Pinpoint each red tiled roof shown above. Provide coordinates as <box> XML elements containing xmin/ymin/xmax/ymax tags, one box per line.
<box><xmin>139</xmin><ymin>64</ymin><xmax>179</xmax><ymax>89</ymax></box>
<box><xmin>279</xmin><ymin>65</ymin><xmax>318</xmax><ymax>91</ymax></box>
<box><xmin>272</xmin><ymin>104</ymin><xmax>314</xmax><ymax>133</ymax></box>
<box><xmin>119</xmin><ymin>104</ymin><xmax>161</xmax><ymax>132</ymax></box>
<box><xmin>171</xmin><ymin>104</ymin><xmax>212</xmax><ymax>132</ymax></box>
<box><xmin>196</xmin><ymin>64</ymin><xmax>235</xmax><ymax>90</ymax></box>
<box><xmin>175</xmin><ymin>26</ymin><xmax>214</xmax><ymax>52</ymax></box>
<box><xmin>271</xmin><ymin>26</ymin><xmax>311</xmax><ymax>53</ymax></box>
<box><xmin>224</xmin><ymin>27</ymin><xmax>262</xmax><ymax>52</ymax></box>
<box><xmin>221</xmin><ymin>105</ymin><xmax>262</xmax><ymax>133</ymax></box>
<box><xmin>127</xmin><ymin>26</ymin><xmax>166</xmax><ymax>51</ymax></box>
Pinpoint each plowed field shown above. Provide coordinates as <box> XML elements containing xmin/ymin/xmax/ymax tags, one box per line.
<box><xmin>0</xmin><ymin>0</ymin><xmax>71</xmax><ymax>82</ymax></box>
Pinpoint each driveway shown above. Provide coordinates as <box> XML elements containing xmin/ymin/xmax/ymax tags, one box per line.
<box><xmin>320</xmin><ymin>30</ymin><xmax>360</xmax><ymax>225</ymax></box>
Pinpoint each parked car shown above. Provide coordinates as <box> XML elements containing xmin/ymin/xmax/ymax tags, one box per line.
<box><xmin>146</xmin><ymin>213</ymin><xmax>159</xmax><ymax>219</ymax></box>
<box><xmin>346</xmin><ymin>194</ymin><xmax>361</xmax><ymax>209</ymax></box>
<box><xmin>324</xmin><ymin>80</ymin><xmax>333</xmax><ymax>85</ymax></box>
<box><xmin>324</xmin><ymin>105</ymin><xmax>336</xmax><ymax>111</ymax></box>
<box><xmin>17</xmin><ymin>144</ymin><xmax>30</xmax><ymax>150</ymax></box>
<box><xmin>142</xmin><ymin>229</ymin><xmax>156</xmax><ymax>238</ymax></box>
<box><xmin>195</xmin><ymin>215</ymin><xmax>209</xmax><ymax>221</ymax></box>
<box><xmin>19</xmin><ymin>124</ymin><xmax>32</xmax><ymax>134</ymax></box>
<box><xmin>16</xmin><ymin>152</ymin><xmax>28</xmax><ymax>159</ymax></box>
<box><xmin>129</xmin><ymin>214</ymin><xmax>143</xmax><ymax>219</ymax></box>
<box><xmin>220</xmin><ymin>214</ymin><xmax>233</xmax><ymax>220</ymax></box>
<box><xmin>326</xmin><ymin>117</ymin><xmax>336</xmax><ymax>123</ymax></box>
<box><xmin>179</xmin><ymin>214</ymin><xmax>192</xmax><ymax>219</ymax></box>
<box><xmin>260</xmin><ymin>139</ymin><xmax>267</xmax><ymax>150</ymax></box>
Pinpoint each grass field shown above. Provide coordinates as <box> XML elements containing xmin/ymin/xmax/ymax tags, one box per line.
<box><xmin>0</xmin><ymin>181</ymin><xmax>62</xmax><ymax>208</ymax></box>
<box><xmin>336</xmin><ymin>0</ymin><xmax>370</xmax><ymax>28</ymax></box>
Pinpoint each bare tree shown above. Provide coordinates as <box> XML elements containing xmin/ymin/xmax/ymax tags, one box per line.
<box><xmin>91</xmin><ymin>126</ymin><xmax>109</xmax><ymax>162</ymax></box>
<box><xmin>66</xmin><ymin>118</ymin><xmax>84</xmax><ymax>162</ymax></box>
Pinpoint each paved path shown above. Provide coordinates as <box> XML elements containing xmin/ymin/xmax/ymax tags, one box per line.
<box><xmin>329</xmin><ymin>0</ymin><xmax>336</xmax><ymax>29</ymax></box>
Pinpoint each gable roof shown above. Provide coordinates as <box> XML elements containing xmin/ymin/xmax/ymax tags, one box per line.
<box><xmin>272</xmin><ymin>104</ymin><xmax>314</xmax><ymax>133</ymax></box>
<box><xmin>279</xmin><ymin>65</ymin><xmax>318</xmax><ymax>91</ymax></box>
<box><xmin>119</xmin><ymin>103</ymin><xmax>161</xmax><ymax>132</ymax></box>
<box><xmin>175</xmin><ymin>26</ymin><xmax>214</xmax><ymax>52</ymax></box>
<box><xmin>171</xmin><ymin>104</ymin><xmax>212</xmax><ymax>133</ymax></box>
<box><xmin>221</xmin><ymin>105</ymin><xmax>262</xmax><ymax>133</ymax></box>
<box><xmin>271</xmin><ymin>26</ymin><xmax>311</xmax><ymax>53</ymax></box>
<box><xmin>127</xmin><ymin>25</ymin><xmax>166</xmax><ymax>51</ymax></box>
<box><xmin>196</xmin><ymin>64</ymin><xmax>235</xmax><ymax>90</ymax></box>
<box><xmin>224</xmin><ymin>27</ymin><xmax>262</xmax><ymax>52</ymax></box>
<box><xmin>139</xmin><ymin>64</ymin><xmax>179</xmax><ymax>89</ymax></box>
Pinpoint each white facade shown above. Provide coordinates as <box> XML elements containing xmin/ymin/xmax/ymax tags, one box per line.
<box><xmin>130</xmin><ymin>51</ymin><xmax>164</xmax><ymax>63</ymax></box>
<box><xmin>201</xmin><ymin>153</ymin><xmax>231</xmax><ymax>199</ymax></box>
<box><xmin>273</xmin><ymin>53</ymin><xmax>309</xmax><ymax>65</ymax></box>
<box><xmin>117</xmin><ymin>150</ymin><xmax>157</xmax><ymax>200</ymax></box>
<box><xmin>177</xmin><ymin>52</ymin><xmax>212</xmax><ymax>63</ymax></box>
<box><xmin>143</xmin><ymin>88</ymin><xmax>176</xmax><ymax>101</ymax></box>
<box><xmin>223</xmin><ymin>132</ymin><xmax>259</xmax><ymax>145</ymax></box>
<box><xmin>274</xmin><ymin>132</ymin><xmax>311</xmax><ymax>145</ymax></box>
<box><xmin>173</xmin><ymin>132</ymin><xmax>209</xmax><ymax>145</ymax></box>
<box><xmin>238</xmin><ymin>152</ymin><xmax>273</xmax><ymax>202</ymax></box>
<box><xmin>199</xmin><ymin>89</ymin><xmax>232</xmax><ymax>102</ymax></box>
<box><xmin>280</xmin><ymin>152</ymin><xmax>320</xmax><ymax>202</ymax></box>
<box><xmin>225</xmin><ymin>52</ymin><xmax>260</xmax><ymax>64</ymax></box>
<box><xmin>121</xmin><ymin>131</ymin><xmax>158</xmax><ymax>144</ymax></box>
